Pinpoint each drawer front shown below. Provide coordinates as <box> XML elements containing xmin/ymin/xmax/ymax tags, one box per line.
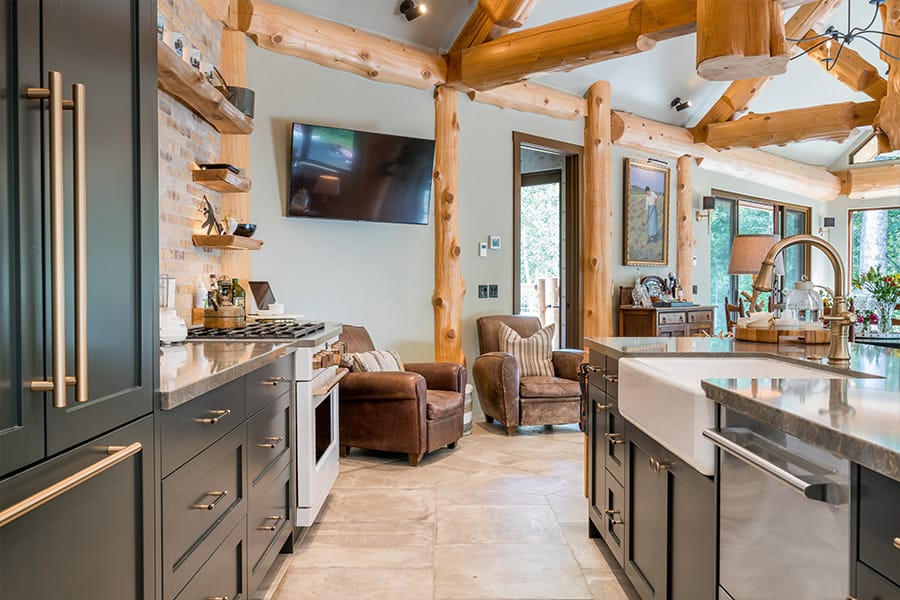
<box><xmin>603</xmin><ymin>476</ymin><xmax>626</xmax><ymax>567</ymax></box>
<box><xmin>658</xmin><ymin>311</ymin><xmax>686</xmax><ymax>325</ymax></box>
<box><xmin>858</xmin><ymin>467</ymin><xmax>900</xmax><ymax>585</ymax></box>
<box><xmin>247</xmin><ymin>355</ymin><xmax>293</xmax><ymax>417</ymax></box>
<box><xmin>588</xmin><ymin>350</ymin><xmax>606</xmax><ymax>393</ymax></box>
<box><xmin>248</xmin><ymin>393</ymin><xmax>291</xmax><ymax>487</ymax></box>
<box><xmin>857</xmin><ymin>561</ymin><xmax>900</xmax><ymax>600</ymax></box>
<box><xmin>604</xmin><ymin>407</ymin><xmax>625</xmax><ymax>487</ymax></box>
<box><xmin>688</xmin><ymin>310</ymin><xmax>713</xmax><ymax>324</ymax></box>
<box><xmin>162</xmin><ymin>425</ymin><xmax>247</xmax><ymax>599</ymax></box>
<box><xmin>175</xmin><ymin>517</ymin><xmax>247</xmax><ymax>600</ymax></box>
<box><xmin>604</xmin><ymin>357</ymin><xmax>618</xmax><ymax>399</ymax></box>
<box><xmin>249</xmin><ymin>465</ymin><xmax>291</xmax><ymax>581</ymax></box>
<box><xmin>161</xmin><ymin>377</ymin><xmax>246</xmax><ymax>476</ymax></box>
<box><xmin>658</xmin><ymin>324</ymin><xmax>686</xmax><ymax>337</ymax></box>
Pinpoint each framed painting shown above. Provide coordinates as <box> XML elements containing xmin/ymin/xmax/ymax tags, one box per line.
<box><xmin>623</xmin><ymin>159</ymin><xmax>669</xmax><ymax>266</ymax></box>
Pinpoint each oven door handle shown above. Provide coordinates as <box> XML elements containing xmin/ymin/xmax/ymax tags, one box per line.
<box><xmin>703</xmin><ymin>428</ymin><xmax>847</xmax><ymax>505</ymax></box>
<box><xmin>312</xmin><ymin>367</ymin><xmax>349</xmax><ymax>397</ymax></box>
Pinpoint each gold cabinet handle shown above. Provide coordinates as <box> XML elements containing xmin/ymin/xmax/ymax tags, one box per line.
<box><xmin>194</xmin><ymin>409</ymin><xmax>231</xmax><ymax>425</ymax></box>
<box><xmin>893</xmin><ymin>537</ymin><xmax>900</xmax><ymax>550</ymax></box>
<box><xmin>603</xmin><ymin>374</ymin><xmax>619</xmax><ymax>384</ymax></box>
<box><xmin>261</xmin><ymin>376</ymin><xmax>286</xmax><ymax>386</ymax></box>
<box><xmin>0</xmin><ymin>443</ymin><xmax>141</xmax><ymax>528</ymax></box>
<box><xmin>192</xmin><ymin>490</ymin><xmax>228</xmax><ymax>510</ymax></box>
<box><xmin>649</xmin><ymin>457</ymin><xmax>669</xmax><ymax>473</ymax></box>
<box><xmin>583</xmin><ymin>365</ymin><xmax>604</xmax><ymax>373</ymax></box>
<box><xmin>72</xmin><ymin>81</ymin><xmax>87</xmax><ymax>404</ymax></box>
<box><xmin>604</xmin><ymin>509</ymin><xmax>624</xmax><ymax>525</ymax></box>
<box><xmin>258</xmin><ymin>514</ymin><xmax>284</xmax><ymax>531</ymax></box>
<box><xmin>604</xmin><ymin>433</ymin><xmax>624</xmax><ymax>445</ymax></box>
<box><xmin>257</xmin><ymin>436</ymin><xmax>284</xmax><ymax>449</ymax></box>
<box><xmin>206</xmin><ymin>597</ymin><xmax>229</xmax><ymax>600</ymax></box>
<box><xmin>594</xmin><ymin>402</ymin><xmax>612</xmax><ymax>411</ymax></box>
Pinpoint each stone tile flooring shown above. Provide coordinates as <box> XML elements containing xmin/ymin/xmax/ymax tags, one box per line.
<box><xmin>272</xmin><ymin>422</ymin><xmax>639</xmax><ymax>600</ymax></box>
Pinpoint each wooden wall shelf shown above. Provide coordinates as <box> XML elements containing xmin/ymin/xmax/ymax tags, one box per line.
<box><xmin>192</xmin><ymin>234</ymin><xmax>263</xmax><ymax>251</ymax></box>
<box><xmin>157</xmin><ymin>40</ymin><xmax>254</xmax><ymax>135</ymax></box>
<box><xmin>192</xmin><ymin>168</ymin><xmax>252</xmax><ymax>193</ymax></box>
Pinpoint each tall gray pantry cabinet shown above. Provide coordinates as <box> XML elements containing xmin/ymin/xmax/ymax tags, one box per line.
<box><xmin>0</xmin><ymin>0</ymin><xmax>157</xmax><ymax>598</ymax></box>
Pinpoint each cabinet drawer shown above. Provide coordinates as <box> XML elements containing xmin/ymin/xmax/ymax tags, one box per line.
<box><xmin>857</xmin><ymin>561</ymin><xmax>900</xmax><ymax>600</ymax></box>
<box><xmin>588</xmin><ymin>351</ymin><xmax>606</xmax><ymax>394</ymax></box>
<box><xmin>161</xmin><ymin>377</ymin><xmax>246</xmax><ymax>476</ymax></box>
<box><xmin>175</xmin><ymin>517</ymin><xmax>247</xmax><ymax>600</ymax></box>
<box><xmin>658</xmin><ymin>324</ymin><xmax>686</xmax><ymax>337</ymax></box>
<box><xmin>605</xmin><ymin>357</ymin><xmax>618</xmax><ymax>399</ymax></box>
<box><xmin>162</xmin><ymin>425</ymin><xmax>247</xmax><ymax>599</ymax></box>
<box><xmin>248</xmin><ymin>393</ymin><xmax>291</xmax><ymax>487</ymax></box>
<box><xmin>249</xmin><ymin>465</ymin><xmax>291</xmax><ymax>586</ymax></box>
<box><xmin>247</xmin><ymin>355</ymin><xmax>293</xmax><ymax>417</ymax></box>
<box><xmin>658</xmin><ymin>311</ymin><xmax>686</xmax><ymax>325</ymax></box>
<box><xmin>603</xmin><ymin>476</ymin><xmax>626</xmax><ymax>567</ymax></box>
<box><xmin>688</xmin><ymin>310</ymin><xmax>713</xmax><ymax>324</ymax></box>
<box><xmin>858</xmin><ymin>467</ymin><xmax>900</xmax><ymax>585</ymax></box>
<box><xmin>604</xmin><ymin>407</ymin><xmax>625</xmax><ymax>487</ymax></box>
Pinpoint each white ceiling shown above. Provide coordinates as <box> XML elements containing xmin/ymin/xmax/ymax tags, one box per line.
<box><xmin>275</xmin><ymin>0</ymin><xmax>892</xmax><ymax>167</ymax></box>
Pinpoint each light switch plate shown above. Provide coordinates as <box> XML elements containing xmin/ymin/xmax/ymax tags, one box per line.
<box><xmin>479</xmin><ymin>241</ymin><xmax>488</xmax><ymax>257</ymax></box>
<box><xmin>478</xmin><ymin>285</ymin><xmax>488</xmax><ymax>299</ymax></box>
<box><xmin>488</xmin><ymin>284</ymin><xmax>498</xmax><ymax>298</ymax></box>
<box><xmin>489</xmin><ymin>236</ymin><xmax>501</xmax><ymax>250</ymax></box>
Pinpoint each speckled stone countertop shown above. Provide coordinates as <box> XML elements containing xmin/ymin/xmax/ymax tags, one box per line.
<box><xmin>159</xmin><ymin>341</ymin><xmax>296</xmax><ymax>410</ymax></box>
<box><xmin>586</xmin><ymin>337</ymin><xmax>900</xmax><ymax>481</ymax></box>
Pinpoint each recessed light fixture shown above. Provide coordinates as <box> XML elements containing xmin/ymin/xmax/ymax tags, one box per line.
<box><xmin>670</xmin><ymin>97</ymin><xmax>692</xmax><ymax>112</ymax></box>
<box><xmin>399</xmin><ymin>0</ymin><xmax>427</xmax><ymax>21</ymax></box>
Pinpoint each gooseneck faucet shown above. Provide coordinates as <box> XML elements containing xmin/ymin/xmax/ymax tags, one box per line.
<box><xmin>750</xmin><ymin>234</ymin><xmax>854</xmax><ymax>364</ymax></box>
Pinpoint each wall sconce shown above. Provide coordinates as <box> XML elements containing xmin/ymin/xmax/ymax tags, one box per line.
<box><xmin>695</xmin><ymin>196</ymin><xmax>716</xmax><ymax>234</ymax></box>
<box><xmin>818</xmin><ymin>215</ymin><xmax>835</xmax><ymax>238</ymax></box>
<box><xmin>399</xmin><ymin>0</ymin><xmax>427</xmax><ymax>21</ymax></box>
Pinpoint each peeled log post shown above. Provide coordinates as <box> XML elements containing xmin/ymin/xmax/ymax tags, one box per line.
<box><xmin>583</xmin><ymin>82</ymin><xmax>614</xmax><ymax>340</ymax></box>
<box><xmin>676</xmin><ymin>156</ymin><xmax>694</xmax><ymax>302</ymax></box>
<box><xmin>874</xmin><ymin>0</ymin><xmax>900</xmax><ymax>151</ymax></box>
<box><xmin>432</xmin><ymin>87</ymin><xmax>466</xmax><ymax>365</ymax></box>
<box><xmin>696</xmin><ymin>0</ymin><xmax>789</xmax><ymax>81</ymax></box>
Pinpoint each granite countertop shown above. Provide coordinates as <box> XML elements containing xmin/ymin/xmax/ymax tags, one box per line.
<box><xmin>586</xmin><ymin>336</ymin><xmax>900</xmax><ymax>481</ymax></box>
<box><xmin>159</xmin><ymin>341</ymin><xmax>297</xmax><ymax>410</ymax></box>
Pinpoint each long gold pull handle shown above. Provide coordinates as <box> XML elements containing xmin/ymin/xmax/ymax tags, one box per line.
<box><xmin>193</xmin><ymin>409</ymin><xmax>231</xmax><ymax>425</ymax></box>
<box><xmin>72</xmin><ymin>82</ymin><xmax>87</xmax><ymax>404</ymax></box>
<box><xmin>603</xmin><ymin>374</ymin><xmax>619</xmax><ymax>384</ymax></box>
<box><xmin>260</xmin><ymin>376</ymin><xmax>286</xmax><ymax>386</ymax></box>
<box><xmin>0</xmin><ymin>443</ymin><xmax>141</xmax><ymax>528</ymax></box>
<box><xmin>192</xmin><ymin>490</ymin><xmax>228</xmax><ymax>511</ymax></box>
<box><xmin>257</xmin><ymin>436</ymin><xmax>284</xmax><ymax>449</ymax></box>
<box><xmin>207</xmin><ymin>596</ymin><xmax>229</xmax><ymax>600</ymax></box>
<box><xmin>604</xmin><ymin>509</ymin><xmax>624</xmax><ymax>525</ymax></box>
<box><xmin>258</xmin><ymin>515</ymin><xmax>284</xmax><ymax>531</ymax></box>
<box><xmin>605</xmin><ymin>433</ymin><xmax>624</xmax><ymax>445</ymax></box>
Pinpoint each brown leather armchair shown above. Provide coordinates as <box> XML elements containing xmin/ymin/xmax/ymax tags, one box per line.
<box><xmin>473</xmin><ymin>315</ymin><xmax>583</xmax><ymax>435</ymax></box>
<box><xmin>338</xmin><ymin>325</ymin><xmax>466</xmax><ymax>466</ymax></box>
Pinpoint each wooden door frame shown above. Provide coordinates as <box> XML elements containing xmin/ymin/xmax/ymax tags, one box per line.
<box><xmin>513</xmin><ymin>132</ymin><xmax>584</xmax><ymax>348</ymax></box>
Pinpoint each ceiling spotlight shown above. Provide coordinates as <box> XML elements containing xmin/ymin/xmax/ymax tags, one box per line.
<box><xmin>670</xmin><ymin>97</ymin><xmax>692</xmax><ymax>112</ymax></box>
<box><xmin>399</xmin><ymin>0</ymin><xmax>426</xmax><ymax>21</ymax></box>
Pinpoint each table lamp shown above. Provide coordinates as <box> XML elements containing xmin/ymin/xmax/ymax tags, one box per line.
<box><xmin>728</xmin><ymin>234</ymin><xmax>785</xmax><ymax>311</ymax></box>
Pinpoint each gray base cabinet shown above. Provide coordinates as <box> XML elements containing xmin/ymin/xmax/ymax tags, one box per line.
<box><xmin>853</xmin><ymin>466</ymin><xmax>900</xmax><ymax>599</ymax></box>
<box><xmin>587</xmin><ymin>349</ymin><xmax>715</xmax><ymax>600</ymax></box>
<box><xmin>159</xmin><ymin>356</ymin><xmax>295</xmax><ymax>600</ymax></box>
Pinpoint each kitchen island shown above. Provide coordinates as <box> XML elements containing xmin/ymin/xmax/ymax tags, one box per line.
<box><xmin>584</xmin><ymin>336</ymin><xmax>900</xmax><ymax>600</ymax></box>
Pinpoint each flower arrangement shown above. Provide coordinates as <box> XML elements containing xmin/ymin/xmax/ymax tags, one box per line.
<box><xmin>852</xmin><ymin>266</ymin><xmax>900</xmax><ymax>304</ymax></box>
<box><xmin>856</xmin><ymin>310</ymin><xmax>879</xmax><ymax>326</ymax></box>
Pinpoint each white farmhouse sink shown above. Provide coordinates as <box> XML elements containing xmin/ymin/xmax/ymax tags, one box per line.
<box><xmin>618</xmin><ymin>357</ymin><xmax>846</xmax><ymax>476</ymax></box>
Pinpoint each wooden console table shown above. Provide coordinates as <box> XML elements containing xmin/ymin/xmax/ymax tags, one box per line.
<box><xmin>618</xmin><ymin>305</ymin><xmax>716</xmax><ymax>337</ymax></box>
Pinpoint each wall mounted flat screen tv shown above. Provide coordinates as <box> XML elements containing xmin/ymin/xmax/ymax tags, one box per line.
<box><xmin>287</xmin><ymin>123</ymin><xmax>435</xmax><ymax>225</ymax></box>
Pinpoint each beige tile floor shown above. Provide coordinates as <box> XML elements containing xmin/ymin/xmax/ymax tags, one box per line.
<box><xmin>272</xmin><ymin>421</ymin><xmax>639</xmax><ymax>600</ymax></box>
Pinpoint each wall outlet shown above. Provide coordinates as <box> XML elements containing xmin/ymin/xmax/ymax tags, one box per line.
<box><xmin>692</xmin><ymin>284</ymin><xmax>699</xmax><ymax>295</ymax></box>
<box><xmin>488</xmin><ymin>284</ymin><xmax>498</xmax><ymax>298</ymax></box>
<box><xmin>478</xmin><ymin>285</ymin><xmax>488</xmax><ymax>299</ymax></box>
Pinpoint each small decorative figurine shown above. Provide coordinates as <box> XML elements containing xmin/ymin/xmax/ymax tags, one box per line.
<box><xmin>200</xmin><ymin>195</ymin><xmax>224</xmax><ymax>235</ymax></box>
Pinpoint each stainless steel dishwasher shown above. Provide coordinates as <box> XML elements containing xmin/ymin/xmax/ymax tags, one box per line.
<box><xmin>704</xmin><ymin>408</ymin><xmax>850</xmax><ymax>600</ymax></box>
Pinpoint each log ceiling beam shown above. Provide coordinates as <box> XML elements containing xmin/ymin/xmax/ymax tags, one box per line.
<box><xmin>796</xmin><ymin>31</ymin><xmax>888</xmax><ymax>100</ymax></box>
<box><xmin>198</xmin><ymin>0</ymin><xmax>230</xmax><ymax>23</ymax></box>
<box><xmin>691</xmin><ymin>0</ymin><xmax>843</xmax><ymax>142</ymax></box>
<box><xmin>612</xmin><ymin>111</ymin><xmax>843</xmax><ymax>201</ymax></box>
<box><xmin>450</xmin><ymin>0</ymin><xmax>539</xmax><ymax>51</ymax></box>
<box><xmin>873</xmin><ymin>0</ymin><xmax>900</xmax><ymax>151</ymax></box>
<box><xmin>834</xmin><ymin>163</ymin><xmax>900</xmax><ymax>199</ymax></box>
<box><xmin>705</xmin><ymin>100</ymin><xmax>881</xmax><ymax>149</ymax></box>
<box><xmin>466</xmin><ymin>81</ymin><xmax>587</xmax><ymax>120</ymax></box>
<box><xmin>235</xmin><ymin>0</ymin><xmax>446</xmax><ymax>89</ymax></box>
<box><xmin>451</xmin><ymin>0</ymin><xmax>697</xmax><ymax>91</ymax></box>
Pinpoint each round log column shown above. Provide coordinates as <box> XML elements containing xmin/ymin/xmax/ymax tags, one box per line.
<box><xmin>676</xmin><ymin>156</ymin><xmax>695</xmax><ymax>302</ymax></box>
<box><xmin>432</xmin><ymin>87</ymin><xmax>466</xmax><ymax>365</ymax></box>
<box><xmin>696</xmin><ymin>0</ymin><xmax>789</xmax><ymax>81</ymax></box>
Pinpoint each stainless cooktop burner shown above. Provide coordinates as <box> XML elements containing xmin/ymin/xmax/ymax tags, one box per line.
<box><xmin>187</xmin><ymin>321</ymin><xmax>326</xmax><ymax>341</ymax></box>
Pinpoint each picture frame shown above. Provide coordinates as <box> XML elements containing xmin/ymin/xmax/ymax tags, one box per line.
<box><xmin>623</xmin><ymin>158</ymin><xmax>669</xmax><ymax>266</ymax></box>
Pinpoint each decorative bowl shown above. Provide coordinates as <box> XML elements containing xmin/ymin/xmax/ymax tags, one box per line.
<box><xmin>233</xmin><ymin>223</ymin><xmax>257</xmax><ymax>237</ymax></box>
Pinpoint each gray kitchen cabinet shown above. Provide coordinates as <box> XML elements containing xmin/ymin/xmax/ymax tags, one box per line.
<box><xmin>854</xmin><ymin>466</ymin><xmax>900</xmax><ymax>599</ymax></box>
<box><xmin>0</xmin><ymin>415</ymin><xmax>155</xmax><ymax>599</ymax></box>
<box><xmin>0</xmin><ymin>0</ymin><xmax>157</xmax><ymax>475</ymax></box>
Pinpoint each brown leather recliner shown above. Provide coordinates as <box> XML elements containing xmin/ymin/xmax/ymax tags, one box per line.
<box><xmin>338</xmin><ymin>325</ymin><xmax>466</xmax><ymax>466</ymax></box>
<box><xmin>473</xmin><ymin>315</ymin><xmax>584</xmax><ymax>435</ymax></box>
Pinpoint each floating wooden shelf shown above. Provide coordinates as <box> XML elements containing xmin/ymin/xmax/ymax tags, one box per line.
<box><xmin>192</xmin><ymin>168</ymin><xmax>252</xmax><ymax>193</ymax></box>
<box><xmin>192</xmin><ymin>234</ymin><xmax>263</xmax><ymax>251</ymax></box>
<box><xmin>157</xmin><ymin>40</ymin><xmax>254</xmax><ymax>135</ymax></box>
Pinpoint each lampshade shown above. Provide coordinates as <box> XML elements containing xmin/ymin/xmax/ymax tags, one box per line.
<box><xmin>313</xmin><ymin>175</ymin><xmax>340</xmax><ymax>196</ymax></box>
<box><xmin>702</xmin><ymin>196</ymin><xmax>716</xmax><ymax>210</ymax></box>
<box><xmin>727</xmin><ymin>234</ymin><xmax>785</xmax><ymax>276</ymax></box>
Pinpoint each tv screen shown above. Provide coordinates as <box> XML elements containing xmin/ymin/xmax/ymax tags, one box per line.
<box><xmin>287</xmin><ymin>123</ymin><xmax>435</xmax><ymax>225</ymax></box>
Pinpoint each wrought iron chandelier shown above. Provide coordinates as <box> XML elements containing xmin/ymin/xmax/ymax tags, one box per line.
<box><xmin>789</xmin><ymin>0</ymin><xmax>900</xmax><ymax>71</ymax></box>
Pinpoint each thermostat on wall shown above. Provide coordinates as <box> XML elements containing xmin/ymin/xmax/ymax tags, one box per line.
<box><xmin>489</xmin><ymin>236</ymin><xmax>501</xmax><ymax>250</ymax></box>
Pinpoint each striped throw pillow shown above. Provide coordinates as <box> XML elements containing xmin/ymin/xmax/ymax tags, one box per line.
<box><xmin>498</xmin><ymin>322</ymin><xmax>555</xmax><ymax>377</ymax></box>
<box><xmin>348</xmin><ymin>349</ymin><xmax>405</xmax><ymax>373</ymax></box>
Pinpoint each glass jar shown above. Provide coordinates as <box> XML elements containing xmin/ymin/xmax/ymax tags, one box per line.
<box><xmin>785</xmin><ymin>278</ymin><xmax>823</xmax><ymax>326</ymax></box>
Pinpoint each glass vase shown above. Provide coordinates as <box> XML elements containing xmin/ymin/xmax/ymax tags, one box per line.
<box><xmin>876</xmin><ymin>301</ymin><xmax>896</xmax><ymax>334</ymax></box>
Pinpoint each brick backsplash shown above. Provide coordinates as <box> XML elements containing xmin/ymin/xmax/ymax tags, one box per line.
<box><xmin>158</xmin><ymin>0</ymin><xmax>226</xmax><ymax>323</ymax></box>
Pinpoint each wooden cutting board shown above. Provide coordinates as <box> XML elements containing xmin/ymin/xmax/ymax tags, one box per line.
<box><xmin>734</xmin><ymin>325</ymin><xmax>830</xmax><ymax>344</ymax></box>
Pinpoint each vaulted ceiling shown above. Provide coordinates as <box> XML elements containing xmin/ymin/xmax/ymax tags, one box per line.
<box><xmin>276</xmin><ymin>0</ymin><xmax>892</xmax><ymax>168</ymax></box>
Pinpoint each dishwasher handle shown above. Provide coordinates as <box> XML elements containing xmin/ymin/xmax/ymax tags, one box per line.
<box><xmin>703</xmin><ymin>428</ymin><xmax>847</xmax><ymax>505</ymax></box>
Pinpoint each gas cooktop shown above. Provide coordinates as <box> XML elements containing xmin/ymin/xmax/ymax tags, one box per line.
<box><xmin>186</xmin><ymin>321</ymin><xmax>326</xmax><ymax>341</ymax></box>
